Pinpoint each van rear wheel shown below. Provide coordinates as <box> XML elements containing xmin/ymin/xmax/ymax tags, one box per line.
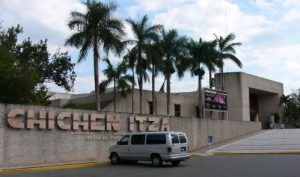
<box><xmin>151</xmin><ymin>155</ymin><xmax>162</xmax><ymax>167</ymax></box>
<box><xmin>110</xmin><ymin>153</ymin><xmax>120</xmax><ymax>165</ymax></box>
<box><xmin>171</xmin><ymin>160</ymin><xmax>181</xmax><ymax>166</ymax></box>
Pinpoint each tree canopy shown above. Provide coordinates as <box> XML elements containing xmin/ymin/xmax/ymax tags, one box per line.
<box><xmin>280</xmin><ymin>91</ymin><xmax>300</xmax><ymax>128</ymax></box>
<box><xmin>0</xmin><ymin>24</ymin><xmax>76</xmax><ymax>105</ymax></box>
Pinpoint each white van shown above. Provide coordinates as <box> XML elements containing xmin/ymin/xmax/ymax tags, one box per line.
<box><xmin>109</xmin><ymin>131</ymin><xmax>190</xmax><ymax>167</ymax></box>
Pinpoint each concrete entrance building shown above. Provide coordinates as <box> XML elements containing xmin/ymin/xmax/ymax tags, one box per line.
<box><xmin>215</xmin><ymin>72</ymin><xmax>283</xmax><ymax>128</ymax></box>
<box><xmin>50</xmin><ymin>72</ymin><xmax>283</xmax><ymax>127</ymax></box>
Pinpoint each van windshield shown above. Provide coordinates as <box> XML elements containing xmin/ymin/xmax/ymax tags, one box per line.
<box><xmin>119</xmin><ymin>135</ymin><xmax>129</xmax><ymax>145</ymax></box>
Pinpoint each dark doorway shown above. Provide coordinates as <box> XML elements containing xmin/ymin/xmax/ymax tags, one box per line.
<box><xmin>250</xmin><ymin>94</ymin><xmax>259</xmax><ymax>121</ymax></box>
<box><xmin>174</xmin><ymin>104</ymin><xmax>181</xmax><ymax>117</ymax></box>
<box><xmin>148</xmin><ymin>101</ymin><xmax>153</xmax><ymax>115</ymax></box>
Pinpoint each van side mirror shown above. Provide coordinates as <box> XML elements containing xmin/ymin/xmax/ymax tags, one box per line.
<box><xmin>117</xmin><ymin>141</ymin><xmax>121</xmax><ymax>145</ymax></box>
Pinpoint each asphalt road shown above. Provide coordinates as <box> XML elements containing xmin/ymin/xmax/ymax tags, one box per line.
<box><xmin>2</xmin><ymin>155</ymin><xmax>300</xmax><ymax>177</ymax></box>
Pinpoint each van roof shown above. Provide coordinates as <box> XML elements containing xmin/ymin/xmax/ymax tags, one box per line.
<box><xmin>126</xmin><ymin>131</ymin><xmax>186</xmax><ymax>135</ymax></box>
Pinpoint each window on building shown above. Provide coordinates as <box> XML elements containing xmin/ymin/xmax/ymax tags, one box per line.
<box><xmin>131</xmin><ymin>135</ymin><xmax>145</xmax><ymax>145</ymax></box>
<box><xmin>149</xmin><ymin>101</ymin><xmax>153</xmax><ymax>115</ymax></box>
<box><xmin>174</xmin><ymin>104</ymin><xmax>181</xmax><ymax>117</ymax></box>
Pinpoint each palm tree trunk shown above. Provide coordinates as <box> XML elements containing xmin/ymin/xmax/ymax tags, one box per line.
<box><xmin>220</xmin><ymin>66</ymin><xmax>225</xmax><ymax>119</ymax></box>
<box><xmin>152</xmin><ymin>66</ymin><xmax>155</xmax><ymax>115</ymax></box>
<box><xmin>209</xmin><ymin>70</ymin><xmax>212</xmax><ymax>88</ymax></box>
<box><xmin>167</xmin><ymin>76</ymin><xmax>171</xmax><ymax>115</ymax></box>
<box><xmin>138</xmin><ymin>75</ymin><xmax>143</xmax><ymax>114</ymax></box>
<box><xmin>138</xmin><ymin>46</ymin><xmax>143</xmax><ymax>114</ymax></box>
<box><xmin>131</xmin><ymin>68</ymin><xmax>135</xmax><ymax>113</ymax></box>
<box><xmin>209</xmin><ymin>69</ymin><xmax>213</xmax><ymax>119</ymax></box>
<box><xmin>198</xmin><ymin>75</ymin><xmax>203</xmax><ymax>118</ymax></box>
<box><xmin>221</xmin><ymin>66</ymin><xmax>224</xmax><ymax>90</ymax></box>
<box><xmin>93</xmin><ymin>42</ymin><xmax>101</xmax><ymax>111</ymax></box>
<box><xmin>113</xmin><ymin>78</ymin><xmax>116</xmax><ymax>112</ymax></box>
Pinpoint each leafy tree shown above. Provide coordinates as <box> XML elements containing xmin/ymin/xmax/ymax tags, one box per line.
<box><xmin>126</xmin><ymin>15</ymin><xmax>162</xmax><ymax>114</ymax></box>
<box><xmin>65</xmin><ymin>0</ymin><xmax>125</xmax><ymax>111</ymax></box>
<box><xmin>100</xmin><ymin>59</ymin><xmax>132</xmax><ymax>112</ymax></box>
<box><xmin>0</xmin><ymin>25</ymin><xmax>76</xmax><ymax>105</ymax></box>
<box><xmin>280</xmin><ymin>95</ymin><xmax>292</xmax><ymax>124</ymax></box>
<box><xmin>280</xmin><ymin>92</ymin><xmax>300</xmax><ymax>127</ymax></box>
<box><xmin>214</xmin><ymin>33</ymin><xmax>242</xmax><ymax>90</ymax></box>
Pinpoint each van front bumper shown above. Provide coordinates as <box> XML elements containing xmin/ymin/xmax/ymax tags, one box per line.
<box><xmin>161</xmin><ymin>153</ymin><xmax>190</xmax><ymax>162</ymax></box>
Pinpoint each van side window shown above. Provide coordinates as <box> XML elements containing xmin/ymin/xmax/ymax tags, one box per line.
<box><xmin>171</xmin><ymin>134</ymin><xmax>179</xmax><ymax>144</ymax></box>
<box><xmin>119</xmin><ymin>135</ymin><xmax>129</xmax><ymax>145</ymax></box>
<box><xmin>146</xmin><ymin>134</ymin><xmax>166</xmax><ymax>144</ymax></box>
<box><xmin>179</xmin><ymin>134</ymin><xmax>187</xmax><ymax>143</ymax></box>
<box><xmin>131</xmin><ymin>135</ymin><xmax>145</xmax><ymax>145</ymax></box>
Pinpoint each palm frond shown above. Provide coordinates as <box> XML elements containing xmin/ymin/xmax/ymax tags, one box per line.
<box><xmin>222</xmin><ymin>53</ymin><xmax>243</xmax><ymax>68</ymax></box>
<box><xmin>99</xmin><ymin>79</ymin><xmax>111</xmax><ymax>93</ymax></box>
<box><xmin>77</xmin><ymin>40</ymin><xmax>91</xmax><ymax>63</ymax></box>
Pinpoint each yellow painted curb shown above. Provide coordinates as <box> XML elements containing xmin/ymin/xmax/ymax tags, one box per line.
<box><xmin>0</xmin><ymin>162</ymin><xmax>111</xmax><ymax>175</ymax></box>
<box><xmin>191</xmin><ymin>153</ymin><xmax>214</xmax><ymax>157</ymax></box>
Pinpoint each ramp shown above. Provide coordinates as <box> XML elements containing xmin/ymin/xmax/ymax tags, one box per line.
<box><xmin>207</xmin><ymin>129</ymin><xmax>300</xmax><ymax>154</ymax></box>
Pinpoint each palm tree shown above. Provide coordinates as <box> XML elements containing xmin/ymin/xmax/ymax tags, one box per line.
<box><xmin>100</xmin><ymin>59</ymin><xmax>132</xmax><ymax>112</ymax></box>
<box><xmin>160</xmin><ymin>29</ymin><xmax>188</xmax><ymax>115</ymax></box>
<box><xmin>203</xmin><ymin>40</ymin><xmax>219</xmax><ymax>88</ymax></box>
<box><xmin>65</xmin><ymin>1</ymin><xmax>125</xmax><ymax>111</ymax></box>
<box><xmin>214</xmin><ymin>33</ymin><xmax>242</xmax><ymax>90</ymax></box>
<box><xmin>124</xmin><ymin>48</ymin><xmax>137</xmax><ymax>113</ymax></box>
<box><xmin>187</xmin><ymin>38</ymin><xmax>206</xmax><ymax>118</ymax></box>
<box><xmin>126</xmin><ymin>15</ymin><xmax>162</xmax><ymax>114</ymax></box>
<box><xmin>145</xmin><ymin>40</ymin><xmax>163</xmax><ymax>115</ymax></box>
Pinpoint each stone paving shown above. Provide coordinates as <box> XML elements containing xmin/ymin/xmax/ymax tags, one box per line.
<box><xmin>207</xmin><ymin>129</ymin><xmax>300</xmax><ymax>153</ymax></box>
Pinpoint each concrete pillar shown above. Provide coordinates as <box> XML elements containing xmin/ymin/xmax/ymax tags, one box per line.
<box><xmin>255</xmin><ymin>114</ymin><xmax>259</xmax><ymax>122</ymax></box>
<box><xmin>270</xmin><ymin>115</ymin><xmax>275</xmax><ymax>123</ymax></box>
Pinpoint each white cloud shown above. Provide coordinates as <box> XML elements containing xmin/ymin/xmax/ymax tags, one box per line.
<box><xmin>148</xmin><ymin>0</ymin><xmax>271</xmax><ymax>43</ymax></box>
<box><xmin>0</xmin><ymin>0</ymin><xmax>84</xmax><ymax>36</ymax></box>
<box><xmin>0</xmin><ymin>0</ymin><xmax>85</xmax><ymax>55</ymax></box>
<box><xmin>242</xmin><ymin>42</ymin><xmax>300</xmax><ymax>94</ymax></box>
<box><xmin>252</xmin><ymin>0</ymin><xmax>276</xmax><ymax>10</ymax></box>
<box><xmin>132</xmin><ymin>0</ymin><xmax>300</xmax><ymax>94</ymax></box>
<box><xmin>3</xmin><ymin>0</ymin><xmax>300</xmax><ymax>95</ymax></box>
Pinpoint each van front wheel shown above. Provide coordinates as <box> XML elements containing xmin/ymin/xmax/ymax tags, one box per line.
<box><xmin>110</xmin><ymin>153</ymin><xmax>120</xmax><ymax>165</ymax></box>
<box><xmin>151</xmin><ymin>155</ymin><xmax>162</xmax><ymax>167</ymax></box>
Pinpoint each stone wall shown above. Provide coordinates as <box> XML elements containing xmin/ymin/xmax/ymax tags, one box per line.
<box><xmin>0</xmin><ymin>103</ymin><xmax>261</xmax><ymax>168</ymax></box>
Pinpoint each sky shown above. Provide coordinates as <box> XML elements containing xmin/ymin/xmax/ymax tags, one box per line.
<box><xmin>1</xmin><ymin>0</ymin><xmax>300</xmax><ymax>94</ymax></box>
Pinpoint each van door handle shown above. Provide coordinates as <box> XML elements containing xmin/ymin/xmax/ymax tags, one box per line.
<box><xmin>128</xmin><ymin>148</ymin><xmax>130</xmax><ymax>151</ymax></box>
